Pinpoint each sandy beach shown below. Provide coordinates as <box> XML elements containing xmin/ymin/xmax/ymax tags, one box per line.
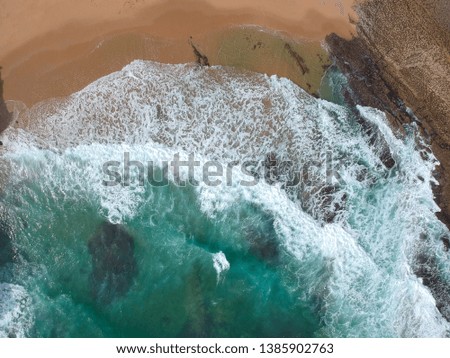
<box><xmin>0</xmin><ymin>0</ymin><xmax>356</xmax><ymax>106</ymax></box>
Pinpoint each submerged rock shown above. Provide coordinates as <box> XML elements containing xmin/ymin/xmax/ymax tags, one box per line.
<box><xmin>442</xmin><ymin>237</ymin><xmax>450</xmax><ymax>252</ymax></box>
<box><xmin>0</xmin><ymin>209</ymin><xmax>14</xmax><ymax>267</ymax></box>
<box><xmin>264</xmin><ymin>152</ymin><xmax>279</xmax><ymax>185</ymax></box>
<box><xmin>245</xmin><ymin>212</ymin><xmax>279</xmax><ymax>263</ymax></box>
<box><xmin>181</xmin><ymin>261</ymin><xmax>213</xmax><ymax>337</ymax></box>
<box><xmin>247</xmin><ymin>229</ymin><xmax>278</xmax><ymax>262</ymax></box>
<box><xmin>0</xmin><ymin>225</ymin><xmax>13</xmax><ymax>267</ymax></box>
<box><xmin>299</xmin><ymin>183</ymin><xmax>348</xmax><ymax>224</ymax></box>
<box><xmin>284</xmin><ymin>43</ymin><xmax>309</xmax><ymax>76</ymax></box>
<box><xmin>340</xmin><ymin>87</ymin><xmax>396</xmax><ymax>170</ymax></box>
<box><xmin>88</xmin><ymin>222</ymin><xmax>137</xmax><ymax>304</ymax></box>
<box><xmin>414</xmin><ymin>235</ymin><xmax>450</xmax><ymax>322</ymax></box>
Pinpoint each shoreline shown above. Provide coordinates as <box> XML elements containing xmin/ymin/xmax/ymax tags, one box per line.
<box><xmin>0</xmin><ymin>0</ymin><xmax>356</xmax><ymax>106</ymax></box>
<box><xmin>1</xmin><ymin>0</ymin><xmax>357</xmax><ymax>57</ymax></box>
<box><xmin>1</xmin><ymin>27</ymin><xmax>333</xmax><ymax>107</ymax></box>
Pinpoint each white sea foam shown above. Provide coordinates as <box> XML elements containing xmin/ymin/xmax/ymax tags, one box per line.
<box><xmin>212</xmin><ymin>252</ymin><xmax>230</xmax><ymax>282</ymax></box>
<box><xmin>0</xmin><ymin>283</ymin><xmax>33</xmax><ymax>338</ymax></box>
<box><xmin>1</xmin><ymin>60</ymin><xmax>449</xmax><ymax>337</ymax></box>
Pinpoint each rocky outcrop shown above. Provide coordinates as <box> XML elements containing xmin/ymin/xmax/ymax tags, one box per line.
<box><xmin>413</xmin><ymin>240</ymin><xmax>450</xmax><ymax>321</ymax></box>
<box><xmin>189</xmin><ymin>37</ymin><xmax>210</xmax><ymax>67</ymax></box>
<box><xmin>325</xmin><ymin>0</ymin><xmax>450</xmax><ymax>322</ymax></box>
<box><xmin>88</xmin><ymin>222</ymin><xmax>137</xmax><ymax>304</ymax></box>
<box><xmin>0</xmin><ymin>67</ymin><xmax>12</xmax><ymax>134</ymax></box>
<box><xmin>326</xmin><ymin>0</ymin><xmax>450</xmax><ymax>228</ymax></box>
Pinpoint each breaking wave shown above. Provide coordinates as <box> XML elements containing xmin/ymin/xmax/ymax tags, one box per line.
<box><xmin>0</xmin><ymin>60</ymin><xmax>449</xmax><ymax>337</ymax></box>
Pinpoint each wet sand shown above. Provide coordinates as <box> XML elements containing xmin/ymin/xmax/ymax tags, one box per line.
<box><xmin>0</xmin><ymin>0</ymin><xmax>356</xmax><ymax>106</ymax></box>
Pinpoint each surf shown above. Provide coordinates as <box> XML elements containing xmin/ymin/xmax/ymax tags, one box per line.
<box><xmin>0</xmin><ymin>60</ymin><xmax>449</xmax><ymax>337</ymax></box>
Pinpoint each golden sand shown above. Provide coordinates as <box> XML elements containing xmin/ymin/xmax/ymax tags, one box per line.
<box><xmin>0</xmin><ymin>0</ymin><xmax>356</xmax><ymax>106</ymax></box>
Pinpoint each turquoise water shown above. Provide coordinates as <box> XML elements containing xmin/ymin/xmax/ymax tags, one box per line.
<box><xmin>0</xmin><ymin>61</ymin><xmax>449</xmax><ymax>337</ymax></box>
<box><xmin>4</xmin><ymin>183</ymin><xmax>317</xmax><ymax>337</ymax></box>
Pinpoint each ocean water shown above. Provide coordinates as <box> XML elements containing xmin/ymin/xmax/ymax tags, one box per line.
<box><xmin>0</xmin><ymin>61</ymin><xmax>449</xmax><ymax>337</ymax></box>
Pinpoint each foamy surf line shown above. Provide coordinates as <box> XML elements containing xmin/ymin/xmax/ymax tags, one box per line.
<box><xmin>0</xmin><ymin>60</ymin><xmax>449</xmax><ymax>337</ymax></box>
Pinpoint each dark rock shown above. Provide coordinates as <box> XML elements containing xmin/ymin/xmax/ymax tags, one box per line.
<box><xmin>0</xmin><ymin>219</ymin><xmax>14</xmax><ymax>267</ymax></box>
<box><xmin>88</xmin><ymin>222</ymin><xmax>137</xmax><ymax>304</ymax></box>
<box><xmin>264</xmin><ymin>152</ymin><xmax>279</xmax><ymax>185</ymax></box>
<box><xmin>341</xmin><ymin>87</ymin><xmax>396</xmax><ymax>169</ymax></box>
<box><xmin>0</xmin><ymin>67</ymin><xmax>12</xmax><ymax>134</ymax></box>
<box><xmin>189</xmin><ymin>38</ymin><xmax>210</xmax><ymax>67</ymax></box>
<box><xmin>413</xmin><ymin>252</ymin><xmax>450</xmax><ymax>321</ymax></box>
<box><xmin>442</xmin><ymin>237</ymin><xmax>450</xmax><ymax>252</ymax></box>
<box><xmin>379</xmin><ymin>147</ymin><xmax>396</xmax><ymax>170</ymax></box>
<box><xmin>325</xmin><ymin>0</ymin><xmax>450</xmax><ymax>229</ymax></box>
<box><xmin>264</xmin><ymin>153</ymin><xmax>299</xmax><ymax>188</ymax></box>
<box><xmin>319</xmin><ymin>186</ymin><xmax>347</xmax><ymax>223</ymax></box>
